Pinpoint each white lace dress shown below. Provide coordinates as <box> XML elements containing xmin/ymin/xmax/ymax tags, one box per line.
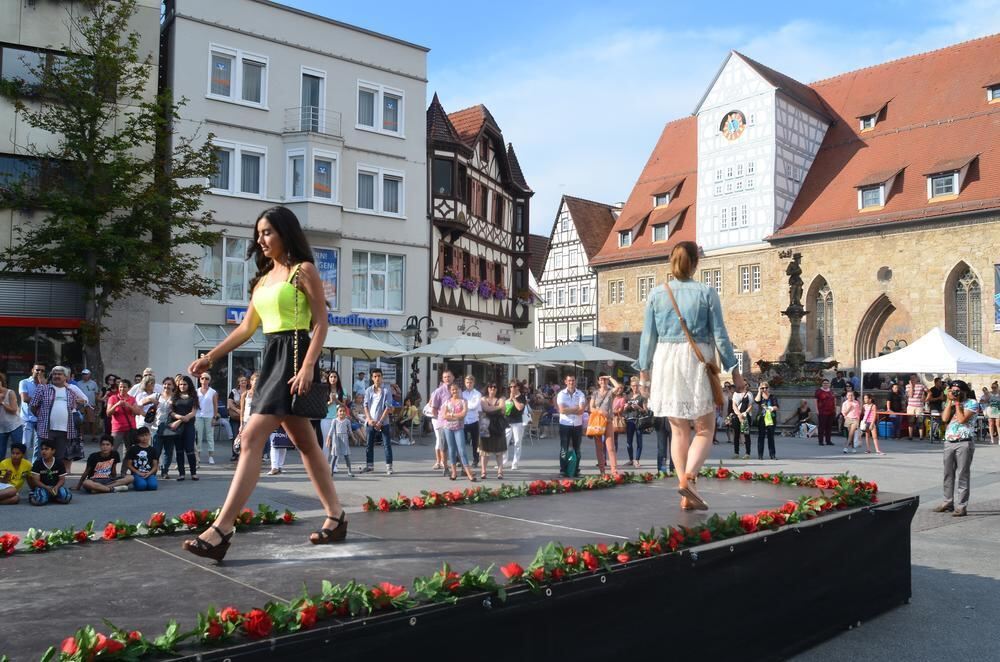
<box><xmin>647</xmin><ymin>341</ymin><xmax>716</xmax><ymax>420</ymax></box>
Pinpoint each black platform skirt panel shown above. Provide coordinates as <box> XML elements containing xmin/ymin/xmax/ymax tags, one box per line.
<box><xmin>251</xmin><ymin>330</ymin><xmax>321</xmax><ymax>417</ymax></box>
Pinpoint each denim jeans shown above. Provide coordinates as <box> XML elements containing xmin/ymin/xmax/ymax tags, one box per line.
<box><xmin>558</xmin><ymin>424</ymin><xmax>582</xmax><ymax>476</ymax></box>
<box><xmin>30</xmin><ymin>486</ymin><xmax>72</xmax><ymax>505</ymax></box>
<box><xmin>175</xmin><ymin>423</ymin><xmax>197</xmax><ymax>477</ymax></box>
<box><xmin>443</xmin><ymin>426</ymin><xmax>469</xmax><ymax>466</ymax></box>
<box><xmin>23</xmin><ymin>421</ymin><xmax>39</xmax><ymax>462</ymax></box>
<box><xmin>366</xmin><ymin>424</ymin><xmax>393</xmax><ymax>467</ymax></box>
<box><xmin>464</xmin><ymin>421</ymin><xmax>480</xmax><ymax>463</ymax></box>
<box><xmin>626</xmin><ymin>420</ymin><xmax>643</xmax><ymax>462</ymax></box>
<box><xmin>133</xmin><ymin>474</ymin><xmax>158</xmax><ymax>491</ymax></box>
<box><xmin>654</xmin><ymin>417</ymin><xmax>674</xmax><ymax>474</ymax></box>
<box><xmin>157</xmin><ymin>429</ymin><xmax>178</xmax><ymax>477</ymax></box>
<box><xmin>0</xmin><ymin>425</ymin><xmax>23</xmax><ymax>460</ymax></box>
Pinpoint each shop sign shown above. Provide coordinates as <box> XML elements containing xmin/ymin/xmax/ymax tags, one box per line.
<box><xmin>225</xmin><ymin>307</ymin><xmax>388</xmax><ymax>330</ymax></box>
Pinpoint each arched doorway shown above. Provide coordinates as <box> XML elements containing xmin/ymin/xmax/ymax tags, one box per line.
<box><xmin>805</xmin><ymin>275</ymin><xmax>833</xmax><ymax>359</ymax></box>
<box><xmin>854</xmin><ymin>294</ymin><xmax>895</xmax><ymax>369</ymax></box>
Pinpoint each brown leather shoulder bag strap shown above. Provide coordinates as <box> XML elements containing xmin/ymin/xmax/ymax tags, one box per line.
<box><xmin>664</xmin><ymin>283</ymin><xmax>709</xmax><ymax>366</ymax></box>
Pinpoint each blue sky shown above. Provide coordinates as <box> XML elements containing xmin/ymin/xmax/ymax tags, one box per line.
<box><xmin>286</xmin><ymin>0</ymin><xmax>1000</xmax><ymax>236</ymax></box>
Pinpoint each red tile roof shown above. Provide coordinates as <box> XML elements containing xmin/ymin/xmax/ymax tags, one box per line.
<box><xmin>447</xmin><ymin>104</ymin><xmax>500</xmax><ymax>146</ymax></box>
<box><xmin>527</xmin><ymin>234</ymin><xmax>550</xmax><ymax>280</ymax></box>
<box><xmin>590</xmin><ymin>118</ymin><xmax>697</xmax><ymax>266</ymax></box>
<box><xmin>560</xmin><ymin>195</ymin><xmax>620</xmax><ymax>261</ymax></box>
<box><xmin>592</xmin><ymin>33</ymin><xmax>1000</xmax><ymax>257</ymax></box>
<box><xmin>774</xmin><ymin>33</ymin><xmax>1000</xmax><ymax>238</ymax></box>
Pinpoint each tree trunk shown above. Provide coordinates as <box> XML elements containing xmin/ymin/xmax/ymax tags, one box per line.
<box><xmin>82</xmin><ymin>279</ymin><xmax>105</xmax><ymax>384</ymax></box>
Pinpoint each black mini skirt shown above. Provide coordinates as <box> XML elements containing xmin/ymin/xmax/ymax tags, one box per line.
<box><xmin>251</xmin><ymin>330</ymin><xmax>321</xmax><ymax>417</ymax></box>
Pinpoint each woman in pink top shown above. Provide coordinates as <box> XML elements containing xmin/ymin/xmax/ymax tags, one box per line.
<box><xmin>106</xmin><ymin>379</ymin><xmax>141</xmax><ymax>460</ymax></box>
<box><xmin>841</xmin><ymin>390</ymin><xmax>861</xmax><ymax>454</ymax></box>
<box><xmin>860</xmin><ymin>393</ymin><xmax>885</xmax><ymax>455</ymax></box>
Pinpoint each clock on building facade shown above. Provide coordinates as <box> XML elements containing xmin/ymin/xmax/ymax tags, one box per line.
<box><xmin>720</xmin><ymin>110</ymin><xmax>746</xmax><ymax>141</ymax></box>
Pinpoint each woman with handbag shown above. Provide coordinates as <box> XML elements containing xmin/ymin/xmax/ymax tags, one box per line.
<box><xmin>637</xmin><ymin>241</ymin><xmax>744</xmax><ymax>511</ymax></box>
<box><xmin>170</xmin><ymin>376</ymin><xmax>199</xmax><ymax>480</ymax></box>
<box><xmin>479</xmin><ymin>383</ymin><xmax>508</xmax><ymax>479</ymax></box>
<box><xmin>227</xmin><ymin>375</ymin><xmax>248</xmax><ymax>461</ymax></box>
<box><xmin>589</xmin><ymin>374</ymin><xmax>619</xmax><ymax>476</ymax></box>
<box><xmin>730</xmin><ymin>383</ymin><xmax>752</xmax><ymax>459</ymax></box>
<box><xmin>611</xmin><ymin>386</ymin><xmax>626</xmax><ymax>454</ymax></box>
<box><xmin>623</xmin><ymin>377</ymin><xmax>648</xmax><ymax>468</ymax></box>
<box><xmin>755</xmin><ymin>383</ymin><xmax>779</xmax><ymax>460</ymax></box>
<box><xmin>183</xmin><ymin>206</ymin><xmax>345</xmax><ymax>561</ymax></box>
<box><xmin>153</xmin><ymin>378</ymin><xmax>178</xmax><ymax>478</ymax></box>
<box><xmin>860</xmin><ymin>393</ymin><xmax>884</xmax><ymax>455</ymax></box>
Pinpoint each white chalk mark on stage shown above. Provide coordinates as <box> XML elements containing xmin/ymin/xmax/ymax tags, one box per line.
<box><xmin>133</xmin><ymin>538</ymin><xmax>289</xmax><ymax>603</ymax></box>
<box><xmin>451</xmin><ymin>507</ymin><xmax>630</xmax><ymax>540</ymax></box>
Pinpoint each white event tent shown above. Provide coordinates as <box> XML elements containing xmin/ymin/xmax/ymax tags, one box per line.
<box><xmin>860</xmin><ymin>327</ymin><xmax>1000</xmax><ymax>376</ymax></box>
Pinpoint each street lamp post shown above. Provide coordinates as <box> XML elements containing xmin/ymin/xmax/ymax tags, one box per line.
<box><xmin>400</xmin><ymin>315</ymin><xmax>437</xmax><ymax>403</ymax></box>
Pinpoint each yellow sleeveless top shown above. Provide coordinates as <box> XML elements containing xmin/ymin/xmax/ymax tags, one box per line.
<box><xmin>253</xmin><ymin>265</ymin><xmax>312</xmax><ymax>334</ymax></box>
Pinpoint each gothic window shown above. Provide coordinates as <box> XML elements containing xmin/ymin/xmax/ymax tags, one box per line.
<box><xmin>815</xmin><ymin>285</ymin><xmax>834</xmax><ymax>357</ymax></box>
<box><xmin>952</xmin><ymin>269</ymin><xmax>982</xmax><ymax>351</ymax></box>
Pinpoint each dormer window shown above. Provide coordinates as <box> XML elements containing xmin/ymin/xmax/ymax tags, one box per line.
<box><xmin>929</xmin><ymin>172</ymin><xmax>957</xmax><ymax>198</ymax></box>
<box><xmin>618</xmin><ymin>230</ymin><xmax>632</xmax><ymax>248</ymax></box>
<box><xmin>988</xmin><ymin>85</ymin><xmax>1000</xmax><ymax>102</ymax></box>
<box><xmin>653</xmin><ymin>192</ymin><xmax>669</xmax><ymax>207</ymax></box>
<box><xmin>652</xmin><ymin>223</ymin><xmax>667</xmax><ymax>242</ymax></box>
<box><xmin>859</xmin><ymin>114</ymin><xmax>877</xmax><ymax>131</ymax></box>
<box><xmin>859</xmin><ymin>185</ymin><xmax>883</xmax><ymax>209</ymax></box>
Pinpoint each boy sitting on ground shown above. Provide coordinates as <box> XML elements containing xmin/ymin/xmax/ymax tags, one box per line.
<box><xmin>124</xmin><ymin>426</ymin><xmax>159</xmax><ymax>491</ymax></box>
<box><xmin>77</xmin><ymin>434</ymin><xmax>133</xmax><ymax>494</ymax></box>
<box><xmin>0</xmin><ymin>442</ymin><xmax>32</xmax><ymax>504</ymax></box>
<box><xmin>28</xmin><ymin>440</ymin><xmax>72</xmax><ymax>505</ymax></box>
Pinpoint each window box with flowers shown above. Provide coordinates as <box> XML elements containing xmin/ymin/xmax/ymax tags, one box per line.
<box><xmin>515</xmin><ymin>289</ymin><xmax>537</xmax><ymax>305</ymax></box>
<box><xmin>442</xmin><ymin>269</ymin><xmax>459</xmax><ymax>290</ymax></box>
<box><xmin>493</xmin><ymin>286</ymin><xmax>508</xmax><ymax>301</ymax></box>
<box><xmin>461</xmin><ymin>278</ymin><xmax>479</xmax><ymax>293</ymax></box>
<box><xmin>477</xmin><ymin>281</ymin><xmax>495</xmax><ymax>299</ymax></box>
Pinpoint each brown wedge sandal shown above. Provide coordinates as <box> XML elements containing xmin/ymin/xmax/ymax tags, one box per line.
<box><xmin>182</xmin><ymin>524</ymin><xmax>234</xmax><ymax>561</ymax></box>
<box><xmin>310</xmin><ymin>510</ymin><xmax>348</xmax><ymax>545</ymax></box>
<box><xmin>677</xmin><ymin>473</ymin><xmax>709</xmax><ymax>511</ymax></box>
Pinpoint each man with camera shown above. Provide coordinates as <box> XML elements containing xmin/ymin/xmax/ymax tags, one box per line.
<box><xmin>933</xmin><ymin>380</ymin><xmax>979</xmax><ymax>517</ymax></box>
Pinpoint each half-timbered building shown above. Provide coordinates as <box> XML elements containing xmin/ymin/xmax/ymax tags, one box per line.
<box><xmin>426</xmin><ymin>95</ymin><xmax>534</xmax><ymax>377</ymax></box>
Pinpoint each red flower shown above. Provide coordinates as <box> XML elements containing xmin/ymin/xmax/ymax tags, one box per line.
<box><xmin>739</xmin><ymin>471</ymin><xmax>753</xmax><ymax>480</ymax></box>
<box><xmin>282</xmin><ymin>512</ymin><xmax>294</xmax><ymax>523</ymax></box>
<box><xmin>102</xmin><ymin>523</ymin><xmax>117</xmax><ymax>540</ymax></box>
<box><xmin>614</xmin><ymin>473</ymin><xmax>626</xmax><ymax>484</ymax></box>
<box><xmin>379</xmin><ymin>582</ymin><xmax>406</xmax><ymax>599</ymax></box>
<box><xmin>559</xmin><ymin>479</ymin><xmax>574</xmax><ymax>491</ymax></box>
<box><xmin>412</xmin><ymin>497</ymin><xmax>425</xmax><ymax>509</ymax></box>
<box><xmin>596</xmin><ymin>543</ymin><xmax>609</xmax><ymax>555</ymax></box>
<box><xmin>74</xmin><ymin>530</ymin><xmax>89</xmax><ymax>543</ymax></box>
<box><xmin>148</xmin><ymin>512</ymin><xmax>166</xmax><ymax>528</ymax></box>
<box><xmin>205</xmin><ymin>618</ymin><xmax>223</xmax><ymax>640</ymax></box>
<box><xmin>239</xmin><ymin>508</ymin><xmax>254</xmax><ymax>524</ymax></box>
<box><xmin>771</xmin><ymin>476</ymin><xmax>781</xmax><ymax>485</ymax></box>
<box><xmin>60</xmin><ymin>637</ymin><xmax>78</xmax><ymax>655</ymax></box>
<box><xmin>563</xmin><ymin>547</ymin><xmax>578</xmax><ymax>565</ymax></box>
<box><xmin>323</xmin><ymin>601</ymin><xmax>335</xmax><ymax>615</ymax></box>
<box><xmin>336</xmin><ymin>602</ymin><xmax>350</xmax><ymax>617</ymax></box>
<box><xmin>814</xmin><ymin>476</ymin><xmax>831</xmax><ymax>489</ymax></box>
<box><xmin>771</xmin><ymin>512</ymin><xmax>787</xmax><ymax>526</ymax></box>
<box><xmin>93</xmin><ymin>633</ymin><xmax>124</xmax><ymax>654</ymax></box>
<box><xmin>179</xmin><ymin>509</ymin><xmax>199</xmax><ymax>527</ymax></box>
<box><xmin>781</xmin><ymin>501</ymin><xmax>798</xmax><ymax>515</ymax></box>
<box><xmin>128</xmin><ymin>630</ymin><xmax>142</xmax><ymax>642</ymax></box>
<box><xmin>243</xmin><ymin>609</ymin><xmax>273</xmax><ymax>639</ymax></box>
<box><xmin>443</xmin><ymin>571</ymin><xmax>461</xmax><ymax>593</ymax></box>
<box><xmin>582</xmin><ymin>551</ymin><xmax>599</xmax><ymax>571</ymax></box>
<box><xmin>115</xmin><ymin>527</ymin><xmax>127</xmax><ymax>538</ymax></box>
<box><xmin>500</xmin><ymin>562</ymin><xmax>524</xmax><ymax>580</ymax></box>
<box><xmin>740</xmin><ymin>514</ymin><xmax>759</xmax><ymax>533</ymax></box>
<box><xmin>219</xmin><ymin>606</ymin><xmax>241</xmax><ymax>623</ymax></box>
<box><xmin>551</xmin><ymin>567</ymin><xmax>565</xmax><ymax>581</ymax></box>
<box><xmin>299</xmin><ymin>604</ymin><xmax>318</xmax><ymax>629</ymax></box>
<box><xmin>32</xmin><ymin>538</ymin><xmax>47</xmax><ymax>550</ymax></box>
<box><xmin>531</xmin><ymin>567</ymin><xmax>546</xmax><ymax>581</ymax></box>
<box><xmin>377</xmin><ymin>498</ymin><xmax>390</xmax><ymax>512</ymax></box>
<box><xmin>699</xmin><ymin>529</ymin><xmax>712</xmax><ymax>543</ymax></box>
<box><xmin>716</xmin><ymin>467</ymin><xmax>731</xmax><ymax>479</ymax></box>
<box><xmin>616</xmin><ymin>552</ymin><xmax>631</xmax><ymax>563</ymax></box>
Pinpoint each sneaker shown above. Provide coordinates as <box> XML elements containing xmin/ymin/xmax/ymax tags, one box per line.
<box><xmin>843</xmin><ymin>448</ymin><xmax>849</xmax><ymax>454</ymax></box>
<box><xmin>952</xmin><ymin>508</ymin><xmax>967</xmax><ymax>517</ymax></box>
<box><xmin>851</xmin><ymin>448</ymin><xmax>857</xmax><ymax>454</ymax></box>
<box><xmin>362</xmin><ymin>465</ymin><xmax>374</xmax><ymax>473</ymax></box>
<box><xmin>347</xmin><ymin>470</ymin><xmax>355</xmax><ymax>478</ymax></box>
<box><xmin>208</xmin><ymin>456</ymin><xmax>215</xmax><ymax>465</ymax></box>
<box><xmin>386</xmin><ymin>465</ymin><xmax>393</xmax><ymax>476</ymax></box>
<box><xmin>742</xmin><ymin>454</ymin><xmax>750</xmax><ymax>460</ymax></box>
<box><xmin>113</xmin><ymin>485</ymin><xmax>129</xmax><ymax>493</ymax></box>
<box><xmin>876</xmin><ymin>451</ymin><xmax>886</xmax><ymax>455</ymax></box>
<box><xmin>931</xmin><ymin>503</ymin><xmax>954</xmax><ymax>513</ymax></box>
<box><xmin>511</xmin><ymin>463</ymin><xmax>519</xmax><ymax>470</ymax></box>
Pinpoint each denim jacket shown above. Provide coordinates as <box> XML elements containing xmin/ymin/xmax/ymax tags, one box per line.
<box><xmin>636</xmin><ymin>279</ymin><xmax>738</xmax><ymax>373</ymax></box>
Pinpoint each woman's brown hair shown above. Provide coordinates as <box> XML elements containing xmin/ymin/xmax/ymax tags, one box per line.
<box><xmin>670</xmin><ymin>241</ymin><xmax>699</xmax><ymax>280</ymax></box>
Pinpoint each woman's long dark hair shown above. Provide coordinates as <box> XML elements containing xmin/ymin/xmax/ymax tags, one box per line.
<box><xmin>174</xmin><ymin>375</ymin><xmax>199</xmax><ymax>411</ymax></box>
<box><xmin>248</xmin><ymin>206</ymin><xmax>315</xmax><ymax>292</ymax></box>
<box><xmin>328</xmin><ymin>369</ymin><xmax>345</xmax><ymax>402</ymax></box>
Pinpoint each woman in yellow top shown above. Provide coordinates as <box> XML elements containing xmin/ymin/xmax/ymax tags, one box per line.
<box><xmin>183</xmin><ymin>206</ymin><xmax>346</xmax><ymax>560</ymax></box>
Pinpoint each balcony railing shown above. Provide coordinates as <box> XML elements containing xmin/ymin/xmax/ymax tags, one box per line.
<box><xmin>283</xmin><ymin>106</ymin><xmax>343</xmax><ymax>137</ymax></box>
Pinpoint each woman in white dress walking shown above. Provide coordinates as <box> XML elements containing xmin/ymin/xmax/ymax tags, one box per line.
<box><xmin>637</xmin><ymin>242</ymin><xmax>745</xmax><ymax>510</ymax></box>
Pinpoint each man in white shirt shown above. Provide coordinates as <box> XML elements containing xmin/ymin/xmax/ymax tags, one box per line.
<box><xmin>29</xmin><ymin>366</ymin><xmax>87</xmax><ymax>473</ymax></box>
<box><xmin>127</xmin><ymin>368</ymin><xmax>163</xmax><ymax>399</ymax></box>
<box><xmin>353</xmin><ymin>372</ymin><xmax>367</xmax><ymax>398</ymax></box>
<box><xmin>363</xmin><ymin>369</ymin><xmax>394</xmax><ymax>475</ymax></box>
<box><xmin>556</xmin><ymin>375</ymin><xmax>587</xmax><ymax>477</ymax></box>
<box><xmin>462</xmin><ymin>375</ymin><xmax>482</xmax><ymax>465</ymax></box>
<box><xmin>429</xmin><ymin>370</ymin><xmax>454</xmax><ymax>471</ymax></box>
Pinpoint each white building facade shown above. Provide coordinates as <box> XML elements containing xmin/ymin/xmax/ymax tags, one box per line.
<box><xmin>537</xmin><ymin>196</ymin><xmax>618</xmax><ymax>350</ymax></box>
<box><xmin>157</xmin><ymin>0</ymin><xmax>429</xmax><ymax>395</ymax></box>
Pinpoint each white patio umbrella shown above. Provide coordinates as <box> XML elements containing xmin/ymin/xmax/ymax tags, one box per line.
<box><xmin>530</xmin><ymin>343</ymin><xmax>635</xmax><ymax>364</ymax></box>
<box><xmin>323</xmin><ymin>326</ymin><xmax>401</xmax><ymax>360</ymax></box>
<box><xmin>397</xmin><ymin>335</ymin><xmax>529</xmax><ymax>361</ymax></box>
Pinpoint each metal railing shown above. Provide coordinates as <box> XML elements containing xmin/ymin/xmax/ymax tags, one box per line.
<box><xmin>283</xmin><ymin>106</ymin><xmax>342</xmax><ymax>136</ymax></box>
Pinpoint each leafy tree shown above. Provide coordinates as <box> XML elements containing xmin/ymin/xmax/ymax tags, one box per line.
<box><xmin>0</xmin><ymin>0</ymin><xmax>220</xmax><ymax>379</ymax></box>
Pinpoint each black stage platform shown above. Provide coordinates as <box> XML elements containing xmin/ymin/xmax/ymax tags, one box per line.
<box><xmin>0</xmin><ymin>479</ymin><xmax>917</xmax><ymax>661</ymax></box>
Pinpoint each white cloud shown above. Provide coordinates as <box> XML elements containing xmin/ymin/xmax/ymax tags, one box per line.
<box><xmin>430</xmin><ymin>3</ymin><xmax>1000</xmax><ymax>236</ymax></box>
